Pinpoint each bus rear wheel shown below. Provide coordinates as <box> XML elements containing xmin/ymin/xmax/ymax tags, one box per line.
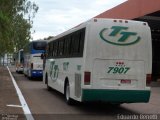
<box><xmin>64</xmin><ymin>82</ymin><xmax>74</xmax><ymax>105</ymax></box>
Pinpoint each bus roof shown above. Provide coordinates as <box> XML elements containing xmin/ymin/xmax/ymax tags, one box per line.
<box><xmin>48</xmin><ymin>18</ymin><xmax>149</xmax><ymax>43</ymax></box>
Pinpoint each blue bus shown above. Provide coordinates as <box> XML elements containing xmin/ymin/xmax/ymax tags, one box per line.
<box><xmin>23</xmin><ymin>40</ymin><xmax>47</xmax><ymax>79</ymax></box>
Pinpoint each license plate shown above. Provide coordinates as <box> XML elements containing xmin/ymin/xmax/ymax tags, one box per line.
<box><xmin>121</xmin><ymin>79</ymin><xmax>131</xmax><ymax>84</ymax></box>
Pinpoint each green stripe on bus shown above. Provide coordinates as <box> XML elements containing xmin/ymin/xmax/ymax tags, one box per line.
<box><xmin>82</xmin><ymin>89</ymin><xmax>150</xmax><ymax>103</ymax></box>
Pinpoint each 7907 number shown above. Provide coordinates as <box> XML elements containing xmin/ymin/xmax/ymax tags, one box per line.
<box><xmin>107</xmin><ymin>67</ymin><xmax>130</xmax><ymax>74</ymax></box>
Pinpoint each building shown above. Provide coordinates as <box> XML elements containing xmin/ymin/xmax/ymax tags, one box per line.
<box><xmin>0</xmin><ymin>54</ymin><xmax>13</xmax><ymax>66</ymax></box>
<box><xmin>94</xmin><ymin>0</ymin><xmax>160</xmax><ymax>81</ymax></box>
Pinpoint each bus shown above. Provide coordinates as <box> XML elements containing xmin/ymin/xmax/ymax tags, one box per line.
<box><xmin>15</xmin><ymin>49</ymin><xmax>24</xmax><ymax>73</ymax></box>
<box><xmin>43</xmin><ymin>18</ymin><xmax>152</xmax><ymax>105</ymax></box>
<box><xmin>23</xmin><ymin>40</ymin><xmax>47</xmax><ymax>79</ymax></box>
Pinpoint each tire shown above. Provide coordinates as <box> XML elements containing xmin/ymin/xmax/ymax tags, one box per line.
<box><xmin>64</xmin><ymin>82</ymin><xmax>74</xmax><ymax>105</ymax></box>
<box><xmin>28</xmin><ymin>76</ymin><xmax>32</xmax><ymax>80</ymax></box>
<box><xmin>46</xmin><ymin>75</ymin><xmax>52</xmax><ymax>91</ymax></box>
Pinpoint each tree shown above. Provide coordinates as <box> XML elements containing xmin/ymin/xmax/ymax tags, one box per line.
<box><xmin>0</xmin><ymin>0</ymin><xmax>38</xmax><ymax>57</ymax></box>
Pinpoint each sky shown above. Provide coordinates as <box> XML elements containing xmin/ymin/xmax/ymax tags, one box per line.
<box><xmin>30</xmin><ymin>0</ymin><xmax>127</xmax><ymax>40</ymax></box>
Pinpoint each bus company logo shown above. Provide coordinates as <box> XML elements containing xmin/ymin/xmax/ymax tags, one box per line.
<box><xmin>99</xmin><ymin>26</ymin><xmax>141</xmax><ymax>46</ymax></box>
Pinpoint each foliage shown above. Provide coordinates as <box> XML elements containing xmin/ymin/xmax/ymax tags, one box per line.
<box><xmin>0</xmin><ymin>0</ymin><xmax>38</xmax><ymax>56</ymax></box>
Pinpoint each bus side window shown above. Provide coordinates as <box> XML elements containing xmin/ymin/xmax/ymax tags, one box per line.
<box><xmin>64</xmin><ymin>36</ymin><xmax>71</xmax><ymax>57</ymax></box>
<box><xmin>46</xmin><ymin>44</ymin><xmax>49</xmax><ymax>58</ymax></box>
<box><xmin>73</xmin><ymin>33</ymin><xmax>80</xmax><ymax>56</ymax></box>
<box><xmin>50</xmin><ymin>42</ymin><xmax>53</xmax><ymax>57</ymax></box>
<box><xmin>58</xmin><ymin>39</ymin><xmax>64</xmax><ymax>56</ymax></box>
<box><xmin>52</xmin><ymin>42</ymin><xmax>55</xmax><ymax>57</ymax></box>
<box><xmin>79</xmin><ymin>29</ymin><xmax>85</xmax><ymax>56</ymax></box>
<box><xmin>55</xmin><ymin>41</ymin><xmax>59</xmax><ymax>57</ymax></box>
<box><xmin>48</xmin><ymin>28</ymin><xmax>85</xmax><ymax>58</ymax></box>
<box><xmin>69</xmin><ymin>35</ymin><xmax>74</xmax><ymax>55</ymax></box>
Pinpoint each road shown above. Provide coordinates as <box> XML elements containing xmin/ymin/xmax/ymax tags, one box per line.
<box><xmin>10</xmin><ymin>67</ymin><xmax>160</xmax><ymax>120</ymax></box>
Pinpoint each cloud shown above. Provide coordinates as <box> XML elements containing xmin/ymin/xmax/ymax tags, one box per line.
<box><xmin>30</xmin><ymin>0</ymin><xmax>127</xmax><ymax>40</ymax></box>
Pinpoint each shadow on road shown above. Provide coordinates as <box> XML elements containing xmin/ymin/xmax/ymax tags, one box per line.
<box><xmin>47</xmin><ymin>88</ymin><xmax>139</xmax><ymax>115</ymax></box>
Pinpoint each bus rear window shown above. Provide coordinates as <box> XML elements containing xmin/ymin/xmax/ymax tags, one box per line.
<box><xmin>33</xmin><ymin>42</ymin><xmax>47</xmax><ymax>50</ymax></box>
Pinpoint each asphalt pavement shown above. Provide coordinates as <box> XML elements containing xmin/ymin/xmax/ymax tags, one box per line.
<box><xmin>0</xmin><ymin>65</ymin><xmax>160</xmax><ymax>120</ymax></box>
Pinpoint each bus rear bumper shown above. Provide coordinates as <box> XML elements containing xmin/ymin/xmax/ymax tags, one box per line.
<box><xmin>82</xmin><ymin>89</ymin><xmax>150</xmax><ymax>103</ymax></box>
<box><xmin>31</xmin><ymin>70</ymin><xmax>43</xmax><ymax>77</ymax></box>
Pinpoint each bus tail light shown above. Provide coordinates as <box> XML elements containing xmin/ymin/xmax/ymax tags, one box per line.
<box><xmin>31</xmin><ymin>63</ymin><xmax>33</xmax><ymax>69</ymax></box>
<box><xmin>84</xmin><ymin>72</ymin><xmax>91</xmax><ymax>85</ymax></box>
<box><xmin>146</xmin><ymin>74</ymin><xmax>152</xmax><ymax>85</ymax></box>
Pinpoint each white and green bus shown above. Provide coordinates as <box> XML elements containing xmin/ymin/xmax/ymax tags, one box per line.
<box><xmin>43</xmin><ymin>18</ymin><xmax>152</xmax><ymax>105</ymax></box>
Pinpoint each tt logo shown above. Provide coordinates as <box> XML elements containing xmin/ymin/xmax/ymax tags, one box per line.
<box><xmin>99</xmin><ymin>26</ymin><xmax>141</xmax><ymax>46</ymax></box>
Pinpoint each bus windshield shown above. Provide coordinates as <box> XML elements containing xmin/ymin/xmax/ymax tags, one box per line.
<box><xmin>33</xmin><ymin>42</ymin><xmax>47</xmax><ymax>50</ymax></box>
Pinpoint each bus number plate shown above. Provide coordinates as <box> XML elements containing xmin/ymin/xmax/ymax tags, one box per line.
<box><xmin>107</xmin><ymin>67</ymin><xmax>130</xmax><ymax>74</ymax></box>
